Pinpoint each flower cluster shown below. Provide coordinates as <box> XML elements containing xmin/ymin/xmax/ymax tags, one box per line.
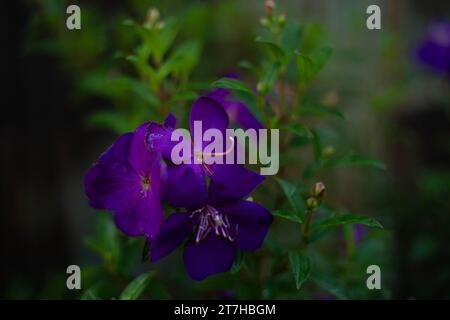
<box><xmin>84</xmin><ymin>91</ymin><xmax>272</xmax><ymax>280</ymax></box>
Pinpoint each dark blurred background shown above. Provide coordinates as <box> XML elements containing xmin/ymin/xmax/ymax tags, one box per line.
<box><xmin>2</xmin><ymin>0</ymin><xmax>449</xmax><ymax>299</ymax></box>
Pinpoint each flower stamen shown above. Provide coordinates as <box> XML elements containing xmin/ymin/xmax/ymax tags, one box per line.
<box><xmin>191</xmin><ymin>205</ymin><xmax>238</xmax><ymax>243</ymax></box>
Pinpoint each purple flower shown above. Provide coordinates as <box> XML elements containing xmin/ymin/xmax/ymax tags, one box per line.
<box><xmin>207</xmin><ymin>74</ymin><xmax>264</xmax><ymax>131</ymax></box>
<box><xmin>416</xmin><ymin>20</ymin><xmax>450</xmax><ymax>74</ymax></box>
<box><xmin>84</xmin><ymin>122</ymin><xmax>167</xmax><ymax>239</ymax></box>
<box><xmin>147</xmin><ymin>96</ymin><xmax>259</xmax><ymax>209</ymax></box>
<box><xmin>150</xmin><ymin>164</ymin><xmax>272</xmax><ymax>280</ymax></box>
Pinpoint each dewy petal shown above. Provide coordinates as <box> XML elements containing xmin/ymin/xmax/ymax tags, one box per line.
<box><xmin>209</xmin><ymin>164</ymin><xmax>265</xmax><ymax>205</ymax></box>
<box><xmin>219</xmin><ymin>200</ymin><xmax>272</xmax><ymax>251</ymax></box>
<box><xmin>190</xmin><ymin>96</ymin><xmax>229</xmax><ymax>140</ymax></box>
<box><xmin>150</xmin><ymin>212</ymin><xmax>194</xmax><ymax>262</ymax></box>
<box><xmin>183</xmin><ymin>233</ymin><xmax>236</xmax><ymax>280</ymax></box>
<box><xmin>163</xmin><ymin>164</ymin><xmax>208</xmax><ymax>208</ymax></box>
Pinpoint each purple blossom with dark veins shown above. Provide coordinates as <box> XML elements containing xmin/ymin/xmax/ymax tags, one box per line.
<box><xmin>207</xmin><ymin>74</ymin><xmax>264</xmax><ymax>131</ymax></box>
<box><xmin>84</xmin><ymin>122</ymin><xmax>167</xmax><ymax>239</ymax></box>
<box><xmin>150</xmin><ymin>164</ymin><xmax>272</xmax><ymax>280</ymax></box>
<box><xmin>416</xmin><ymin>20</ymin><xmax>450</xmax><ymax>75</ymax></box>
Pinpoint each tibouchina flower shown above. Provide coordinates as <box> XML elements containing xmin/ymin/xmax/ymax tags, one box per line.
<box><xmin>207</xmin><ymin>75</ymin><xmax>264</xmax><ymax>131</ymax></box>
<box><xmin>84</xmin><ymin>123</ymin><xmax>166</xmax><ymax>239</ymax></box>
<box><xmin>416</xmin><ymin>21</ymin><xmax>450</xmax><ymax>74</ymax></box>
<box><xmin>150</xmin><ymin>164</ymin><xmax>272</xmax><ymax>280</ymax></box>
<box><xmin>147</xmin><ymin>96</ymin><xmax>257</xmax><ymax>208</ymax></box>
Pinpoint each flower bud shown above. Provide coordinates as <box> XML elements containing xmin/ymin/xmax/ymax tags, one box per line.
<box><xmin>278</xmin><ymin>13</ymin><xmax>286</xmax><ymax>27</ymax></box>
<box><xmin>256</xmin><ymin>81</ymin><xmax>266</xmax><ymax>94</ymax></box>
<box><xmin>311</xmin><ymin>182</ymin><xmax>326</xmax><ymax>199</ymax></box>
<box><xmin>260</xmin><ymin>17</ymin><xmax>270</xmax><ymax>27</ymax></box>
<box><xmin>145</xmin><ymin>8</ymin><xmax>160</xmax><ymax>28</ymax></box>
<box><xmin>306</xmin><ymin>197</ymin><xmax>319</xmax><ymax>210</ymax></box>
<box><xmin>264</xmin><ymin>0</ymin><xmax>275</xmax><ymax>16</ymax></box>
<box><xmin>322</xmin><ymin>146</ymin><xmax>335</xmax><ymax>159</ymax></box>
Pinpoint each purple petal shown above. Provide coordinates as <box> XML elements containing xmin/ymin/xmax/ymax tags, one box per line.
<box><xmin>163</xmin><ymin>164</ymin><xmax>208</xmax><ymax>208</ymax></box>
<box><xmin>114</xmin><ymin>189</ymin><xmax>164</xmax><ymax>239</ymax></box>
<box><xmin>164</xmin><ymin>112</ymin><xmax>178</xmax><ymax>128</ymax></box>
<box><xmin>128</xmin><ymin>122</ymin><xmax>154</xmax><ymax>175</ymax></box>
<box><xmin>150</xmin><ymin>212</ymin><xmax>194</xmax><ymax>261</ymax></box>
<box><xmin>221</xmin><ymin>100</ymin><xmax>264</xmax><ymax>131</ymax></box>
<box><xmin>219</xmin><ymin>200</ymin><xmax>272</xmax><ymax>250</ymax></box>
<box><xmin>85</xmin><ymin>161</ymin><xmax>164</xmax><ymax>238</ymax></box>
<box><xmin>209</xmin><ymin>164</ymin><xmax>265</xmax><ymax>205</ymax></box>
<box><xmin>190</xmin><ymin>97</ymin><xmax>229</xmax><ymax>145</ymax></box>
<box><xmin>183</xmin><ymin>234</ymin><xmax>236</xmax><ymax>280</ymax></box>
<box><xmin>146</xmin><ymin>121</ymin><xmax>176</xmax><ymax>160</ymax></box>
<box><xmin>85</xmin><ymin>162</ymin><xmax>140</xmax><ymax>211</ymax></box>
<box><xmin>97</xmin><ymin>132</ymin><xmax>133</xmax><ymax>166</ymax></box>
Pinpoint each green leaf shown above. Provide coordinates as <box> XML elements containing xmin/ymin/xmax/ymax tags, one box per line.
<box><xmin>81</xmin><ymin>289</ymin><xmax>100</xmax><ymax>300</ymax></box>
<box><xmin>288</xmin><ymin>251</ymin><xmax>311</xmax><ymax>290</ymax></box>
<box><xmin>231</xmin><ymin>250</ymin><xmax>246</xmax><ymax>274</ymax></box>
<box><xmin>280</xmin><ymin>21</ymin><xmax>304</xmax><ymax>56</ymax></box>
<box><xmin>314</xmin><ymin>213</ymin><xmax>383</xmax><ymax>231</ymax></box>
<box><xmin>311</xmin><ymin>272</ymin><xmax>349</xmax><ymax>300</ymax></box>
<box><xmin>272</xmin><ymin>209</ymin><xmax>303</xmax><ymax>223</ymax></box>
<box><xmin>296</xmin><ymin>47</ymin><xmax>333</xmax><ymax>83</ymax></box>
<box><xmin>119</xmin><ymin>272</ymin><xmax>154</xmax><ymax>300</ymax></box>
<box><xmin>274</xmin><ymin>177</ymin><xmax>304</xmax><ymax>219</ymax></box>
<box><xmin>282</xmin><ymin>124</ymin><xmax>313</xmax><ymax>139</ymax></box>
<box><xmin>212</xmin><ymin>78</ymin><xmax>253</xmax><ymax>95</ymax></box>
<box><xmin>256</xmin><ymin>37</ymin><xmax>287</xmax><ymax>63</ymax></box>
<box><xmin>325</xmin><ymin>153</ymin><xmax>386</xmax><ymax>170</ymax></box>
<box><xmin>299</xmin><ymin>104</ymin><xmax>345</xmax><ymax>119</ymax></box>
<box><xmin>85</xmin><ymin>213</ymin><xmax>121</xmax><ymax>265</ymax></box>
<box><xmin>258</xmin><ymin>61</ymin><xmax>280</xmax><ymax>94</ymax></box>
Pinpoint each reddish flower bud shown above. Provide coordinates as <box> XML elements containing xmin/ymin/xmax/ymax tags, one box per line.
<box><xmin>311</xmin><ymin>182</ymin><xmax>326</xmax><ymax>199</ymax></box>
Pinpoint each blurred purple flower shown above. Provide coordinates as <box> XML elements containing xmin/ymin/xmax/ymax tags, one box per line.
<box><xmin>353</xmin><ymin>224</ymin><xmax>369</xmax><ymax>243</ymax></box>
<box><xmin>84</xmin><ymin>122</ymin><xmax>167</xmax><ymax>239</ymax></box>
<box><xmin>207</xmin><ymin>74</ymin><xmax>264</xmax><ymax>131</ymax></box>
<box><xmin>416</xmin><ymin>20</ymin><xmax>450</xmax><ymax>74</ymax></box>
<box><xmin>150</xmin><ymin>164</ymin><xmax>272</xmax><ymax>280</ymax></box>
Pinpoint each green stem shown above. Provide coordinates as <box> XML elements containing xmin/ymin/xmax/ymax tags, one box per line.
<box><xmin>301</xmin><ymin>209</ymin><xmax>314</xmax><ymax>246</ymax></box>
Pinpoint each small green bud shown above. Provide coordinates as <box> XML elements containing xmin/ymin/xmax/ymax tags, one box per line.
<box><xmin>260</xmin><ymin>17</ymin><xmax>270</xmax><ymax>27</ymax></box>
<box><xmin>322</xmin><ymin>146</ymin><xmax>335</xmax><ymax>159</ymax></box>
<box><xmin>306</xmin><ymin>197</ymin><xmax>319</xmax><ymax>210</ymax></box>
<box><xmin>278</xmin><ymin>14</ymin><xmax>286</xmax><ymax>27</ymax></box>
<box><xmin>155</xmin><ymin>21</ymin><xmax>165</xmax><ymax>30</ymax></box>
<box><xmin>256</xmin><ymin>81</ymin><xmax>266</xmax><ymax>93</ymax></box>
<box><xmin>144</xmin><ymin>8</ymin><xmax>160</xmax><ymax>28</ymax></box>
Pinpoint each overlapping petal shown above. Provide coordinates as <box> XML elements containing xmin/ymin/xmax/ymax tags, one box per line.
<box><xmin>183</xmin><ymin>233</ymin><xmax>236</xmax><ymax>281</ymax></box>
<box><xmin>151</xmin><ymin>212</ymin><xmax>194</xmax><ymax>261</ymax></box>
<box><xmin>219</xmin><ymin>200</ymin><xmax>273</xmax><ymax>251</ymax></box>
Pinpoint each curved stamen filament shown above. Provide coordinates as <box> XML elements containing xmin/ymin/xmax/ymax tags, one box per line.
<box><xmin>190</xmin><ymin>205</ymin><xmax>238</xmax><ymax>243</ymax></box>
<box><xmin>193</xmin><ymin>136</ymin><xmax>235</xmax><ymax>159</ymax></box>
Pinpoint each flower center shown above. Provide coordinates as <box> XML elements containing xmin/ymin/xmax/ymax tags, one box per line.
<box><xmin>140</xmin><ymin>175</ymin><xmax>151</xmax><ymax>197</ymax></box>
<box><xmin>190</xmin><ymin>205</ymin><xmax>238</xmax><ymax>243</ymax></box>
